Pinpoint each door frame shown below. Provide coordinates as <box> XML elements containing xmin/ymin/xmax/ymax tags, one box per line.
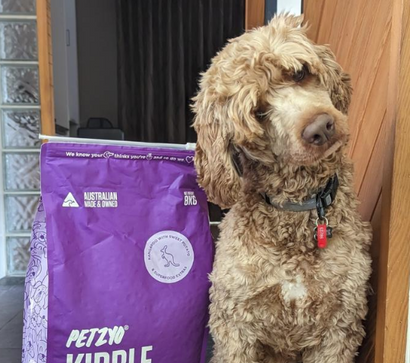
<box><xmin>37</xmin><ymin>0</ymin><xmax>55</xmax><ymax>136</ymax></box>
<box><xmin>245</xmin><ymin>0</ymin><xmax>265</xmax><ymax>30</ymax></box>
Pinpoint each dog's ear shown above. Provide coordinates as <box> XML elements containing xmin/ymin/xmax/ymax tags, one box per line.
<box><xmin>316</xmin><ymin>45</ymin><xmax>352</xmax><ymax>115</ymax></box>
<box><xmin>193</xmin><ymin>118</ymin><xmax>240</xmax><ymax>209</ymax></box>
<box><xmin>192</xmin><ymin>68</ymin><xmax>264</xmax><ymax>209</ymax></box>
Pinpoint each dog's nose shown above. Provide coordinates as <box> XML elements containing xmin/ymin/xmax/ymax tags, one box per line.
<box><xmin>302</xmin><ymin>114</ymin><xmax>335</xmax><ymax>146</ymax></box>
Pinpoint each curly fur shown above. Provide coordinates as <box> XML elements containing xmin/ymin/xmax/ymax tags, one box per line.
<box><xmin>192</xmin><ymin>14</ymin><xmax>372</xmax><ymax>363</ymax></box>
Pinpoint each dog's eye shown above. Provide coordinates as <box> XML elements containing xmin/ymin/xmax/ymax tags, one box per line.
<box><xmin>255</xmin><ymin>109</ymin><xmax>268</xmax><ymax>122</ymax></box>
<box><xmin>254</xmin><ymin>104</ymin><xmax>268</xmax><ymax>122</ymax></box>
<box><xmin>293</xmin><ymin>68</ymin><xmax>307</xmax><ymax>83</ymax></box>
<box><xmin>256</xmin><ymin>112</ymin><xmax>264</xmax><ymax>121</ymax></box>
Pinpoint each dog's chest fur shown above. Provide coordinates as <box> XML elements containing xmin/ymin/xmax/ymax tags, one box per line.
<box><xmin>210</xmin><ymin>189</ymin><xmax>372</xmax><ymax>351</ymax></box>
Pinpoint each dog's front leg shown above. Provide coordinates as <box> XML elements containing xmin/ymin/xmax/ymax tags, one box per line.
<box><xmin>210</xmin><ymin>323</ymin><xmax>262</xmax><ymax>363</ymax></box>
<box><xmin>302</xmin><ymin>320</ymin><xmax>365</xmax><ymax>363</ymax></box>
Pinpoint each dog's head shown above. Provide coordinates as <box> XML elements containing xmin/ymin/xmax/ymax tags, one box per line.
<box><xmin>192</xmin><ymin>14</ymin><xmax>351</xmax><ymax>209</ymax></box>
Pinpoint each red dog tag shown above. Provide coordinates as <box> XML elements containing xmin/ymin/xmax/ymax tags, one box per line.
<box><xmin>317</xmin><ymin>224</ymin><xmax>327</xmax><ymax>248</ymax></box>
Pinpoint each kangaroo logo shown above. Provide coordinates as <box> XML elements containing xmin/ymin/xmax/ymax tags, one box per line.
<box><xmin>144</xmin><ymin>231</ymin><xmax>195</xmax><ymax>284</ymax></box>
<box><xmin>160</xmin><ymin>245</ymin><xmax>180</xmax><ymax>267</ymax></box>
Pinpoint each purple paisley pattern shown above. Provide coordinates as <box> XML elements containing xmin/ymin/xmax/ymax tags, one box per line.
<box><xmin>22</xmin><ymin>198</ymin><xmax>48</xmax><ymax>363</ymax></box>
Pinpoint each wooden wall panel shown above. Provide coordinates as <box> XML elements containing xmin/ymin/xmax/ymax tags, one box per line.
<box><xmin>304</xmin><ymin>1</ymin><xmax>394</xmax><ymax>362</ymax></box>
<box><xmin>375</xmin><ymin>1</ymin><xmax>410</xmax><ymax>361</ymax></box>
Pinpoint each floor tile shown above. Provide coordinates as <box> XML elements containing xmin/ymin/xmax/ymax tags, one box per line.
<box><xmin>0</xmin><ymin>310</ymin><xmax>23</xmax><ymax>349</ymax></box>
<box><xmin>0</xmin><ymin>348</ymin><xmax>22</xmax><ymax>363</ymax></box>
<box><xmin>0</xmin><ymin>285</ymin><xmax>24</xmax><ymax>329</ymax></box>
<box><xmin>206</xmin><ymin>335</ymin><xmax>214</xmax><ymax>361</ymax></box>
<box><xmin>0</xmin><ymin>277</ymin><xmax>25</xmax><ymax>287</ymax></box>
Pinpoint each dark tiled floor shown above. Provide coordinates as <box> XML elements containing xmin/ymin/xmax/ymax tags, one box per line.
<box><xmin>0</xmin><ymin>277</ymin><xmax>24</xmax><ymax>363</ymax></box>
<box><xmin>0</xmin><ymin>277</ymin><xmax>213</xmax><ymax>363</ymax></box>
<box><xmin>206</xmin><ymin>336</ymin><xmax>214</xmax><ymax>362</ymax></box>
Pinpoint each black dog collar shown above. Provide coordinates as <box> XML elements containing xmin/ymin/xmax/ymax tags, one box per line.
<box><xmin>261</xmin><ymin>174</ymin><xmax>339</xmax><ymax>248</ymax></box>
<box><xmin>261</xmin><ymin>174</ymin><xmax>339</xmax><ymax>218</ymax></box>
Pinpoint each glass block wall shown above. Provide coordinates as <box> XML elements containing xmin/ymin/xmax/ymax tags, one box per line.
<box><xmin>0</xmin><ymin>0</ymin><xmax>40</xmax><ymax>277</ymax></box>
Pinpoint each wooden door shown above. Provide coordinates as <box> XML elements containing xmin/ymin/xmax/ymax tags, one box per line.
<box><xmin>374</xmin><ymin>1</ymin><xmax>410</xmax><ymax>362</ymax></box>
<box><xmin>304</xmin><ymin>1</ymin><xmax>410</xmax><ymax>362</ymax></box>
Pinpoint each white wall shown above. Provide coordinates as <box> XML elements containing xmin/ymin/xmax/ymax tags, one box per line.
<box><xmin>51</xmin><ymin>0</ymin><xmax>70</xmax><ymax>133</ymax></box>
<box><xmin>277</xmin><ymin>0</ymin><xmax>302</xmax><ymax>15</ymax></box>
<box><xmin>76</xmin><ymin>0</ymin><xmax>118</xmax><ymax>128</ymax></box>
<box><xmin>51</xmin><ymin>0</ymin><xmax>80</xmax><ymax>134</ymax></box>
<box><xmin>65</xmin><ymin>0</ymin><xmax>80</xmax><ymax>128</ymax></box>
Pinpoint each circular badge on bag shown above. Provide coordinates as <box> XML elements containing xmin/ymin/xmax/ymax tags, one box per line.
<box><xmin>144</xmin><ymin>231</ymin><xmax>194</xmax><ymax>284</ymax></box>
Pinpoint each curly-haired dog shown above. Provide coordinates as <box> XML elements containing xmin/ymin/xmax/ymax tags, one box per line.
<box><xmin>193</xmin><ymin>14</ymin><xmax>372</xmax><ymax>363</ymax></box>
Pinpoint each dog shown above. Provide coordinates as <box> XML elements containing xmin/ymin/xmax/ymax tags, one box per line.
<box><xmin>192</xmin><ymin>14</ymin><xmax>372</xmax><ymax>363</ymax></box>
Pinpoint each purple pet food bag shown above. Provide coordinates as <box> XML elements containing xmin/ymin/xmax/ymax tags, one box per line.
<box><xmin>22</xmin><ymin>142</ymin><xmax>214</xmax><ymax>363</ymax></box>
